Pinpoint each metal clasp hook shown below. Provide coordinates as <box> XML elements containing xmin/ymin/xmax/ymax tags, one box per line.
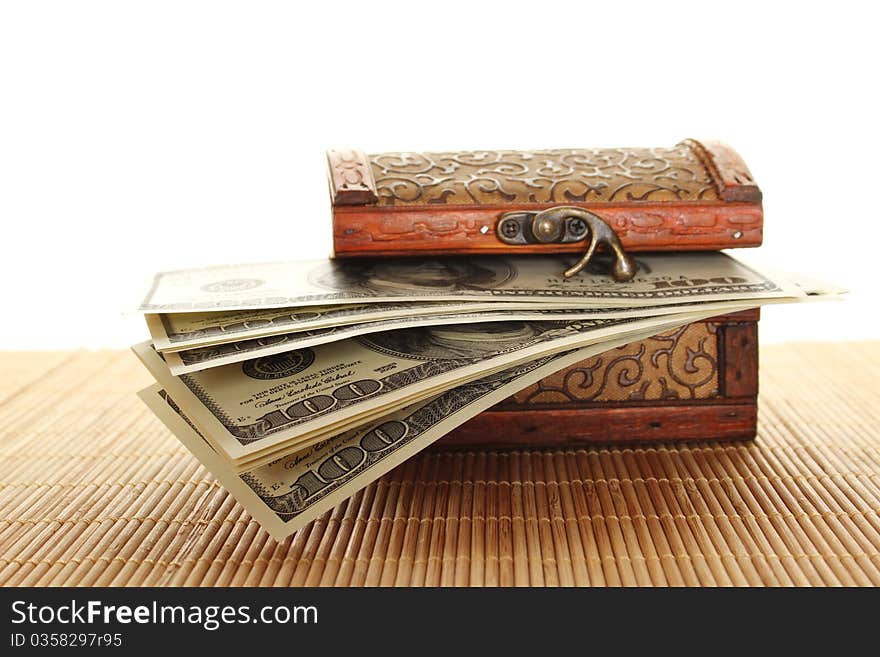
<box><xmin>495</xmin><ymin>206</ymin><xmax>637</xmax><ymax>281</ymax></box>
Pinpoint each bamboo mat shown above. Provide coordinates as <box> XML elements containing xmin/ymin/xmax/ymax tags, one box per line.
<box><xmin>0</xmin><ymin>343</ymin><xmax>878</xmax><ymax>587</ymax></box>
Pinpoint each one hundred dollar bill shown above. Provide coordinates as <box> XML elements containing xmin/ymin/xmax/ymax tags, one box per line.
<box><xmin>148</xmin><ymin>300</ymin><xmax>586</xmax><ymax>352</ymax></box>
<box><xmin>134</xmin><ymin>311</ymin><xmax>722</xmax><ymax>470</ymax></box>
<box><xmin>139</xmin><ymin>252</ymin><xmax>803</xmax><ymax>313</ymax></box>
<box><xmin>138</xmin><ymin>325</ymin><xmax>674</xmax><ymax>540</ymax></box>
<box><xmin>163</xmin><ymin>299</ymin><xmax>764</xmax><ymax>374</ymax></box>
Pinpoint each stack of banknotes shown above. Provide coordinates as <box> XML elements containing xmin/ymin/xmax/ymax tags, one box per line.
<box><xmin>134</xmin><ymin>252</ymin><xmax>837</xmax><ymax>540</ymax></box>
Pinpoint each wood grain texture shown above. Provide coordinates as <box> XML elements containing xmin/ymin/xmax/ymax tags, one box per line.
<box><xmin>722</xmin><ymin>322</ymin><xmax>760</xmax><ymax>397</ymax></box>
<box><xmin>1</xmin><ymin>342</ymin><xmax>878</xmax><ymax>587</ymax></box>
<box><xmin>440</xmin><ymin>403</ymin><xmax>757</xmax><ymax>448</ymax></box>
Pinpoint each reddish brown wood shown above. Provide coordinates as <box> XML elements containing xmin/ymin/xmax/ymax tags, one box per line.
<box><xmin>436</xmin><ymin>402</ymin><xmax>757</xmax><ymax>448</ymax></box>
<box><xmin>332</xmin><ymin>202</ymin><xmax>762</xmax><ymax>256</ymax></box>
<box><xmin>326</xmin><ymin>149</ymin><xmax>378</xmax><ymax>205</ymax></box>
<box><xmin>722</xmin><ymin>322</ymin><xmax>759</xmax><ymax>397</ymax></box>
<box><xmin>686</xmin><ymin>139</ymin><xmax>762</xmax><ymax>203</ymax></box>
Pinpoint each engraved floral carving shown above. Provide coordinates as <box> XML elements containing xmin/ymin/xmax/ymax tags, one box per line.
<box><xmin>368</xmin><ymin>143</ymin><xmax>720</xmax><ymax>206</ymax></box>
<box><xmin>499</xmin><ymin>323</ymin><xmax>719</xmax><ymax>406</ymax></box>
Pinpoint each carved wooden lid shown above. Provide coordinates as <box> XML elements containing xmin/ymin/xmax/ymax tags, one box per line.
<box><xmin>327</xmin><ymin>139</ymin><xmax>760</xmax><ymax>207</ymax></box>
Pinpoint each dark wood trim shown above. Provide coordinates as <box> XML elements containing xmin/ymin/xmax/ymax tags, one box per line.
<box><xmin>721</xmin><ymin>322</ymin><xmax>759</xmax><ymax>397</ymax></box>
<box><xmin>435</xmin><ymin>402</ymin><xmax>758</xmax><ymax>449</ymax></box>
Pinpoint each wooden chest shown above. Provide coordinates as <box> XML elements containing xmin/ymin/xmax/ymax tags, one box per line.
<box><xmin>327</xmin><ymin>139</ymin><xmax>762</xmax><ymax>445</ymax></box>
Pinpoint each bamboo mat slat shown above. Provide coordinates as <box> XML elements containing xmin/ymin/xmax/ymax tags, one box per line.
<box><xmin>0</xmin><ymin>343</ymin><xmax>878</xmax><ymax>587</ymax></box>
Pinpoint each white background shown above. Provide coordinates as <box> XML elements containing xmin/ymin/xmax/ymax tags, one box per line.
<box><xmin>1</xmin><ymin>0</ymin><xmax>877</xmax><ymax>348</ymax></box>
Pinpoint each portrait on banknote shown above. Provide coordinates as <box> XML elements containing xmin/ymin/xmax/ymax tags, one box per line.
<box><xmin>309</xmin><ymin>258</ymin><xmax>516</xmax><ymax>295</ymax></box>
<box><xmin>357</xmin><ymin>321</ymin><xmax>547</xmax><ymax>360</ymax></box>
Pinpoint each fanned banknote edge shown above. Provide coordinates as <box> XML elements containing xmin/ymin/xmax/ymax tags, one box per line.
<box><xmin>137</xmin><ymin>326</ymin><xmax>683</xmax><ymax>540</ymax></box>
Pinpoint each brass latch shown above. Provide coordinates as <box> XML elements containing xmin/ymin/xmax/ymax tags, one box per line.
<box><xmin>495</xmin><ymin>206</ymin><xmax>637</xmax><ymax>281</ymax></box>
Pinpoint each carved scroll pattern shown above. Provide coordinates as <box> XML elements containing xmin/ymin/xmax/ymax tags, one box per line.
<box><xmin>368</xmin><ymin>143</ymin><xmax>720</xmax><ymax>206</ymax></box>
<box><xmin>499</xmin><ymin>323</ymin><xmax>720</xmax><ymax>406</ymax></box>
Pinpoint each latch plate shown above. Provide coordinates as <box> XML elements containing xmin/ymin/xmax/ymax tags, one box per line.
<box><xmin>495</xmin><ymin>206</ymin><xmax>637</xmax><ymax>281</ymax></box>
